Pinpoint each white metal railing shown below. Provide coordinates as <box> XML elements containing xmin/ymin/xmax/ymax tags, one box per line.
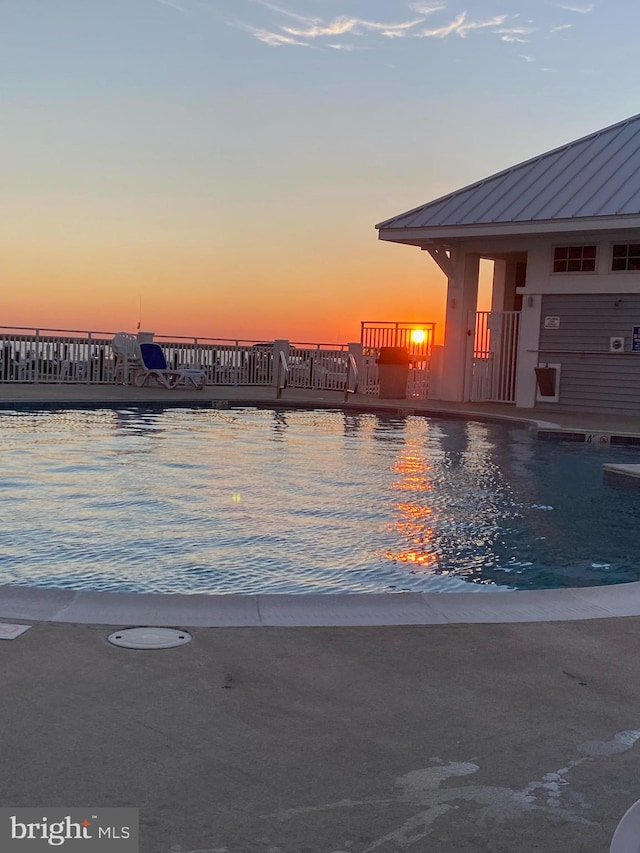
<box><xmin>0</xmin><ymin>326</ymin><xmax>432</xmax><ymax>398</ymax></box>
<box><xmin>0</xmin><ymin>327</ymin><xmax>279</xmax><ymax>386</ymax></box>
<box><xmin>360</xmin><ymin>356</ymin><xmax>379</xmax><ymax>395</ymax></box>
<box><xmin>0</xmin><ymin>328</ymin><xmax>114</xmax><ymax>384</ymax></box>
<box><xmin>470</xmin><ymin>311</ymin><xmax>520</xmax><ymax>403</ymax></box>
<box><xmin>287</xmin><ymin>346</ymin><xmax>350</xmax><ymax>392</ymax></box>
<box><xmin>360</xmin><ymin>321</ymin><xmax>436</xmax><ymax>360</ymax></box>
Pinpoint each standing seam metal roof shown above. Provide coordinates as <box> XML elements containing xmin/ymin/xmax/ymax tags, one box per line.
<box><xmin>376</xmin><ymin>114</ymin><xmax>640</xmax><ymax>231</ymax></box>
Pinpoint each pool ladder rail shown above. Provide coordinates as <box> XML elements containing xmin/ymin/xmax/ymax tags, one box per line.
<box><xmin>276</xmin><ymin>350</ymin><xmax>289</xmax><ymax>399</ymax></box>
<box><xmin>344</xmin><ymin>354</ymin><xmax>359</xmax><ymax>402</ymax></box>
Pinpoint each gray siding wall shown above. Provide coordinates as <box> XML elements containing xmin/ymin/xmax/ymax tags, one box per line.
<box><xmin>538</xmin><ymin>293</ymin><xmax>640</xmax><ymax>415</ymax></box>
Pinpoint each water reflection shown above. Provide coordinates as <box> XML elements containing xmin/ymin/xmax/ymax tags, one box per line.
<box><xmin>112</xmin><ymin>408</ymin><xmax>168</xmax><ymax>438</ymax></box>
<box><xmin>3</xmin><ymin>407</ymin><xmax>640</xmax><ymax>594</ymax></box>
<box><xmin>269</xmin><ymin>410</ymin><xmax>289</xmax><ymax>441</ymax></box>
<box><xmin>383</xmin><ymin>421</ymin><xmax>438</xmax><ymax>572</ymax></box>
<box><xmin>342</xmin><ymin>413</ymin><xmax>363</xmax><ymax>436</ymax></box>
<box><xmin>381</xmin><ymin>417</ymin><xmax>520</xmax><ymax>587</ymax></box>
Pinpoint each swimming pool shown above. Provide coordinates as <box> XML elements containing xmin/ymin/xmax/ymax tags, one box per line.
<box><xmin>1</xmin><ymin>406</ymin><xmax>639</xmax><ymax>595</ymax></box>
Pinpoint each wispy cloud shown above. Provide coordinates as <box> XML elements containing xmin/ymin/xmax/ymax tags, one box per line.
<box><xmin>235</xmin><ymin>2</ymin><xmax>441</xmax><ymax>47</ymax></box>
<box><xmin>557</xmin><ymin>3</ymin><xmax>594</xmax><ymax>12</ymax></box>
<box><xmin>327</xmin><ymin>43</ymin><xmax>360</xmax><ymax>51</ymax></box>
<box><xmin>235</xmin><ymin>22</ymin><xmax>311</xmax><ymax>47</ymax></box>
<box><xmin>282</xmin><ymin>17</ymin><xmax>426</xmax><ymax>39</ymax></box>
<box><xmin>408</xmin><ymin>2</ymin><xmax>447</xmax><ymax>13</ymax></box>
<box><xmin>417</xmin><ymin>12</ymin><xmax>508</xmax><ymax>38</ymax></box>
<box><xmin>494</xmin><ymin>26</ymin><xmax>535</xmax><ymax>43</ymax></box>
<box><xmin>251</xmin><ymin>0</ymin><xmax>310</xmax><ymax>23</ymax></box>
<box><xmin>495</xmin><ymin>26</ymin><xmax>535</xmax><ymax>35</ymax></box>
<box><xmin>282</xmin><ymin>18</ymin><xmax>359</xmax><ymax>38</ymax></box>
<box><xmin>362</xmin><ymin>18</ymin><xmax>430</xmax><ymax>38</ymax></box>
<box><xmin>231</xmin><ymin>2</ymin><xmax>587</xmax><ymax>53</ymax></box>
<box><xmin>519</xmin><ymin>54</ymin><xmax>534</xmax><ymax>62</ymax></box>
<box><xmin>417</xmin><ymin>10</ymin><xmax>466</xmax><ymax>37</ymax></box>
<box><xmin>255</xmin><ymin>30</ymin><xmax>309</xmax><ymax>46</ymax></box>
<box><xmin>152</xmin><ymin>0</ymin><xmax>188</xmax><ymax>11</ymax></box>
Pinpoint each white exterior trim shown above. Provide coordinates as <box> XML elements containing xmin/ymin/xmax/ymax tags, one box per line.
<box><xmin>379</xmin><ymin>215</ymin><xmax>640</xmax><ymax>245</ymax></box>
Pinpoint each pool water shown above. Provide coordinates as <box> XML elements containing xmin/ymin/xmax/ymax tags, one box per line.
<box><xmin>1</xmin><ymin>407</ymin><xmax>640</xmax><ymax>594</ymax></box>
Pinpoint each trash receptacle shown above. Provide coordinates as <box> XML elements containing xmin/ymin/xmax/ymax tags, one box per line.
<box><xmin>376</xmin><ymin>347</ymin><xmax>410</xmax><ymax>399</ymax></box>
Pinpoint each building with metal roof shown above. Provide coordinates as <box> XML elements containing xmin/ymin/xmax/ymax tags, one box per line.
<box><xmin>376</xmin><ymin>115</ymin><xmax>640</xmax><ymax>415</ymax></box>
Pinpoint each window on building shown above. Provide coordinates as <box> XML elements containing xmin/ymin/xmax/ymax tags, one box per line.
<box><xmin>552</xmin><ymin>245</ymin><xmax>597</xmax><ymax>273</ymax></box>
<box><xmin>612</xmin><ymin>244</ymin><xmax>640</xmax><ymax>271</ymax></box>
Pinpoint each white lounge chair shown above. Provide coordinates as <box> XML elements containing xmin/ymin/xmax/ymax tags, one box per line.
<box><xmin>112</xmin><ymin>332</ymin><xmax>142</xmax><ymax>385</ymax></box>
<box><xmin>134</xmin><ymin>342</ymin><xmax>205</xmax><ymax>390</ymax></box>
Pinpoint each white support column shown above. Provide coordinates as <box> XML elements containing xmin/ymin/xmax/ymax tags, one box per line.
<box><xmin>514</xmin><ymin>295</ymin><xmax>542</xmax><ymax>408</ymax></box>
<box><xmin>491</xmin><ymin>260</ymin><xmax>507</xmax><ymax>312</ymax></box>
<box><xmin>439</xmin><ymin>252</ymin><xmax>480</xmax><ymax>401</ymax></box>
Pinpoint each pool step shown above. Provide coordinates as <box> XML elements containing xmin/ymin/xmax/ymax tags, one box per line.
<box><xmin>603</xmin><ymin>463</ymin><xmax>640</xmax><ymax>487</ymax></box>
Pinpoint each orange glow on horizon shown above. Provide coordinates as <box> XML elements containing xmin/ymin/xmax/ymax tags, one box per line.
<box><xmin>2</xmin><ymin>218</ymin><xmax>448</xmax><ymax>344</ymax></box>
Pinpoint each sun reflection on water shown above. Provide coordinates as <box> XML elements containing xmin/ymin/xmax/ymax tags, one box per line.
<box><xmin>382</xmin><ymin>439</ymin><xmax>440</xmax><ymax>573</ymax></box>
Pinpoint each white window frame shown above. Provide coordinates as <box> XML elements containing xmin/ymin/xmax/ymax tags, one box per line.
<box><xmin>610</xmin><ymin>242</ymin><xmax>640</xmax><ymax>273</ymax></box>
<box><xmin>551</xmin><ymin>244</ymin><xmax>598</xmax><ymax>275</ymax></box>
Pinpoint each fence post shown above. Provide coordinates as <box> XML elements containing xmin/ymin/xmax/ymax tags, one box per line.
<box><xmin>87</xmin><ymin>332</ymin><xmax>93</xmax><ymax>383</ymax></box>
<box><xmin>32</xmin><ymin>329</ymin><xmax>40</xmax><ymax>383</ymax></box>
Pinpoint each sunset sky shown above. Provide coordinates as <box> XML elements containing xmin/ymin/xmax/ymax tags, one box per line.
<box><xmin>2</xmin><ymin>0</ymin><xmax>638</xmax><ymax>344</ymax></box>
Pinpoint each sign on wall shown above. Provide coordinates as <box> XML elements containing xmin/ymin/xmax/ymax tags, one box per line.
<box><xmin>544</xmin><ymin>316</ymin><xmax>561</xmax><ymax>329</ymax></box>
<box><xmin>633</xmin><ymin>326</ymin><xmax>640</xmax><ymax>352</ymax></box>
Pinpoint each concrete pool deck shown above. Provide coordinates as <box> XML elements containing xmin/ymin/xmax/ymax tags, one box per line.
<box><xmin>3</xmin><ymin>383</ymin><xmax>640</xmax><ymax>852</ymax></box>
<box><xmin>4</xmin><ymin>615</ymin><xmax>640</xmax><ymax>852</ymax></box>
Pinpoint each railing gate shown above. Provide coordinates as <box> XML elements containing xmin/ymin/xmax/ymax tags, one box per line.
<box><xmin>470</xmin><ymin>311</ymin><xmax>520</xmax><ymax>403</ymax></box>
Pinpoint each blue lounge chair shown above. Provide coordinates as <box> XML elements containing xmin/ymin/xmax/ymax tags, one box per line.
<box><xmin>134</xmin><ymin>343</ymin><xmax>206</xmax><ymax>390</ymax></box>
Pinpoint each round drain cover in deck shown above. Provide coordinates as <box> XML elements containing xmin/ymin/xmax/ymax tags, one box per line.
<box><xmin>107</xmin><ymin>627</ymin><xmax>192</xmax><ymax>649</ymax></box>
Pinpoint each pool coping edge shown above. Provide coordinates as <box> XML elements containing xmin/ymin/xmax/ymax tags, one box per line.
<box><xmin>1</xmin><ymin>583</ymin><xmax>639</xmax><ymax>627</ymax></box>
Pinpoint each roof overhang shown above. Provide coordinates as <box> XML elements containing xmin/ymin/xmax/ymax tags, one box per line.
<box><xmin>377</xmin><ymin>214</ymin><xmax>640</xmax><ymax>247</ymax></box>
